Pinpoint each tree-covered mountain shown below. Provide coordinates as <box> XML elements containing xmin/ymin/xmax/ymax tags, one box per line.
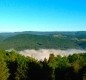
<box><xmin>0</xmin><ymin>31</ymin><xmax>86</xmax><ymax>50</ymax></box>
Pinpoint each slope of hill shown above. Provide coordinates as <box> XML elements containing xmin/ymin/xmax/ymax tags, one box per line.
<box><xmin>0</xmin><ymin>31</ymin><xmax>86</xmax><ymax>50</ymax></box>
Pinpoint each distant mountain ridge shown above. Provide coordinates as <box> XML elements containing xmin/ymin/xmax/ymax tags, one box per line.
<box><xmin>0</xmin><ymin>31</ymin><xmax>86</xmax><ymax>37</ymax></box>
<box><xmin>0</xmin><ymin>31</ymin><xmax>86</xmax><ymax>50</ymax></box>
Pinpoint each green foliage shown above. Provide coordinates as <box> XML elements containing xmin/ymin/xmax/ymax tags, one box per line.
<box><xmin>15</xmin><ymin>56</ymin><xmax>29</xmax><ymax>80</ymax></box>
<box><xmin>0</xmin><ymin>57</ymin><xmax>9</xmax><ymax>80</ymax></box>
<box><xmin>0</xmin><ymin>50</ymin><xmax>86</xmax><ymax>80</ymax></box>
<box><xmin>55</xmin><ymin>55</ymin><xmax>70</xmax><ymax>69</ymax></box>
<box><xmin>48</xmin><ymin>54</ymin><xmax>57</xmax><ymax>69</ymax></box>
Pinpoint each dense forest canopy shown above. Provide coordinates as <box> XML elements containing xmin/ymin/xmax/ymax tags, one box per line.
<box><xmin>0</xmin><ymin>50</ymin><xmax>86</xmax><ymax>80</ymax></box>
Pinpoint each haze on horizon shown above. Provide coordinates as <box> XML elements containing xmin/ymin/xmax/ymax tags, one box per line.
<box><xmin>0</xmin><ymin>0</ymin><xmax>86</xmax><ymax>32</ymax></box>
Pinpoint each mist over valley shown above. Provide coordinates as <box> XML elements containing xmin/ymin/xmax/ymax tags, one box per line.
<box><xmin>19</xmin><ymin>49</ymin><xmax>86</xmax><ymax>60</ymax></box>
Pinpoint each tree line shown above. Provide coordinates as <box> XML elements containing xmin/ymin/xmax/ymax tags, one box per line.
<box><xmin>0</xmin><ymin>50</ymin><xmax>86</xmax><ymax>80</ymax></box>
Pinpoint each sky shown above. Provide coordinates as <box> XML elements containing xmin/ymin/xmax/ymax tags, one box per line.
<box><xmin>0</xmin><ymin>0</ymin><xmax>86</xmax><ymax>32</ymax></box>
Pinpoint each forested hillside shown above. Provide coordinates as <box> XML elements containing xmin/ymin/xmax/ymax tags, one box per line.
<box><xmin>0</xmin><ymin>31</ymin><xmax>86</xmax><ymax>50</ymax></box>
<box><xmin>0</xmin><ymin>34</ymin><xmax>79</xmax><ymax>50</ymax></box>
<box><xmin>0</xmin><ymin>50</ymin><xmax>86</xmax><ymax>80</ymax></box>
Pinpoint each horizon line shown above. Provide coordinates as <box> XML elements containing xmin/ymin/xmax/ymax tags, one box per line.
<box><xmin>0</xmin><ymin>30</ymin><xmax>86</xmax><ymax>33</ymax></box>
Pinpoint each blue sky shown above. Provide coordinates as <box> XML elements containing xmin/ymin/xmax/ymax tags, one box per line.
<box><xmin>0</xmin><ymin>0</ymin><xmax>86</xmax><ymax>32</ymax></box>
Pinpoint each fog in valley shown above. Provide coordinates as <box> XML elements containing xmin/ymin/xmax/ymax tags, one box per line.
<box><xmin>19</xmin><ymin>49</ymin><xmax>86</xmax><ymax>60</ymax></box>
